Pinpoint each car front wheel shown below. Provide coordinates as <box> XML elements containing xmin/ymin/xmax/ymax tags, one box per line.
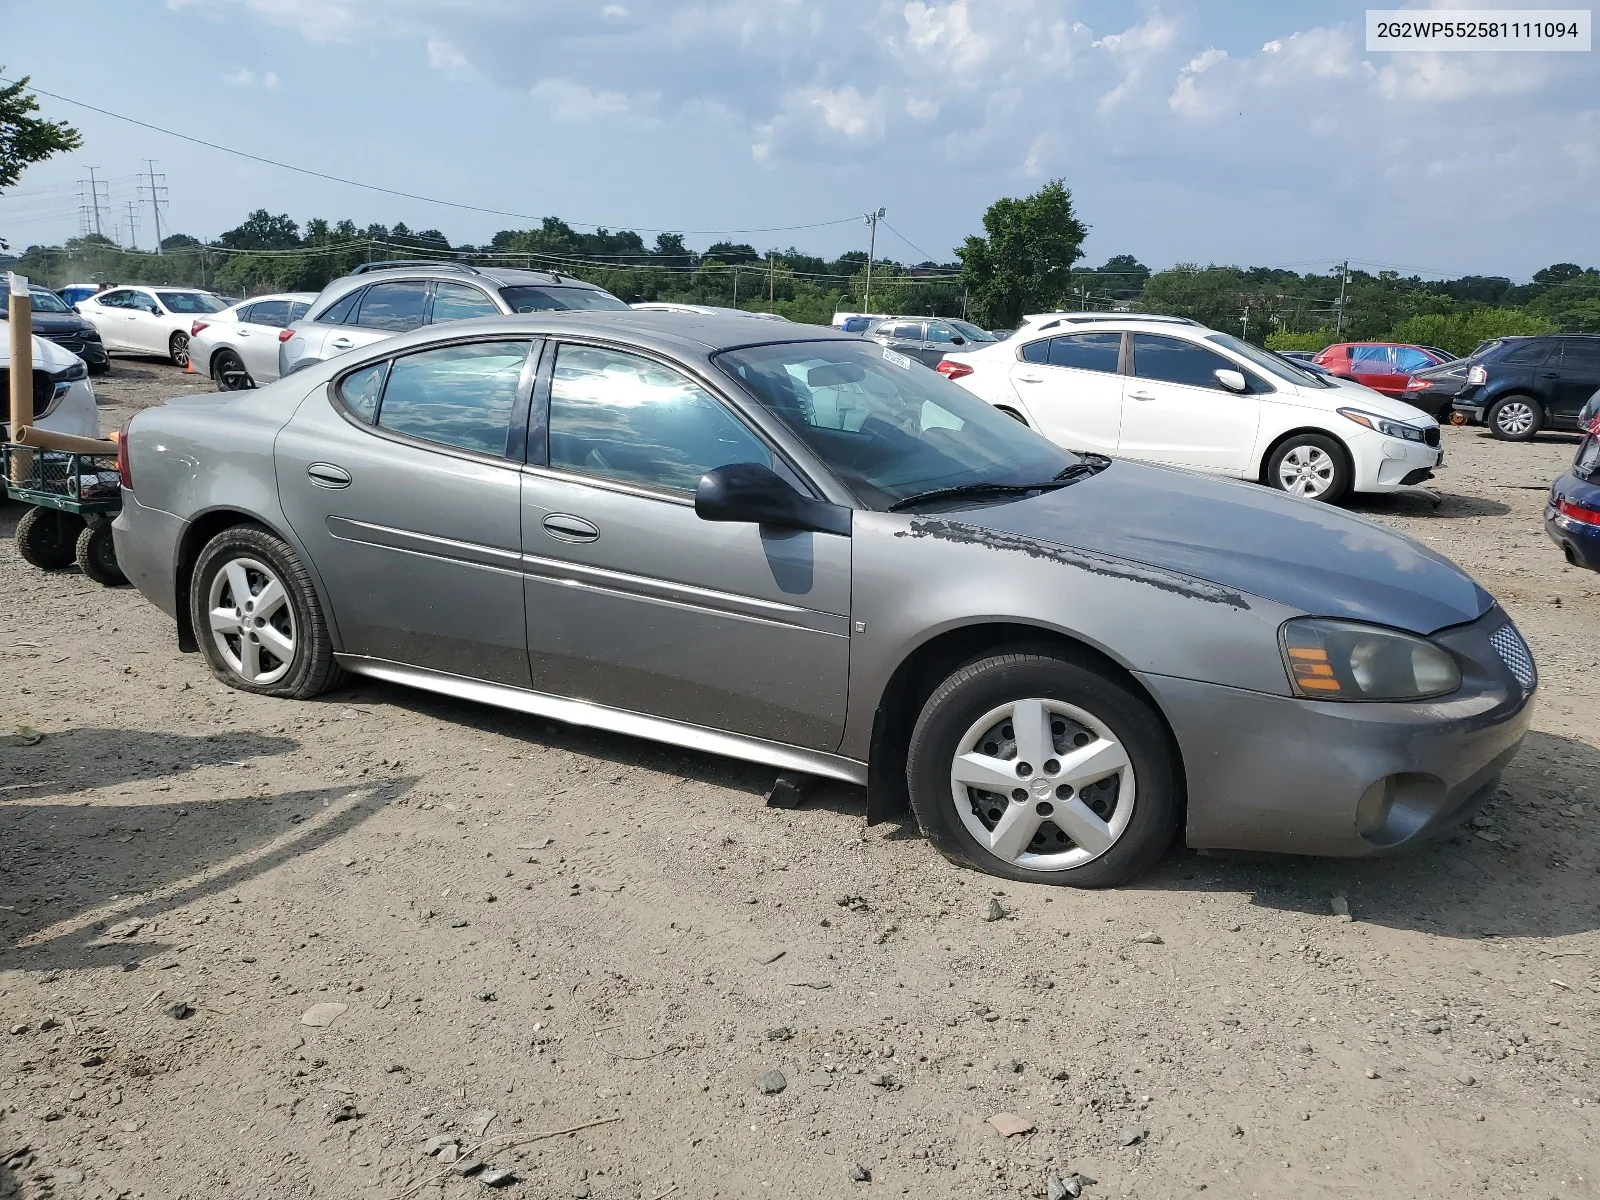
<box><xmin>189</xmin><ymin>525</ymin><xmax>346</xmax><ymax>699</ymax></box>
<box><xmin>169</xmin><ymin>331</ymin><xmax>190</xmax><ymax>367</ymax></box>
<box><xmin>907</xmin><ymin>650</ymin><xmax>1178</xmax><ymax>888</ymax></box>
<box><xmin>1487</xmin><ymin>395</ymin><xmax>1541</xmax><ymax>441</ymax></box>
<box><xmin>1266</xmin><ymin>433</ymin><xmax>1351</xmax><ymax>503</ymax></box>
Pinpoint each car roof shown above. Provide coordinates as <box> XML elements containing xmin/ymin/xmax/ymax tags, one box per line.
<box><xmin>317</xmin><ymin>309</ymin><xmax>855</xmax><ymax>365</ymax></box>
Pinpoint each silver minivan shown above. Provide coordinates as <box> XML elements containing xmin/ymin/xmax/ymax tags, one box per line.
<box><xmin>865</xmin><ymin>316</ymin><xmax>998</xmax><ymax>367</ymax></box>
<box><xmin>279</xmin><ymin>261</ymin><xmax>630</xmax><ymax>377</ymax></box>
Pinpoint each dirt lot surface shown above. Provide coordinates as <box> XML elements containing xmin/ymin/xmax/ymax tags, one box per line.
<box><xmin>3</xmin><ymin>358</ymin><xmax>1598</xmax><ymax>1200</ymax></box>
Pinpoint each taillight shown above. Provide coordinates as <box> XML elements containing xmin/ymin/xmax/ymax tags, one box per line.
<box><xmin>1557</xmin><ymin>498</ymin><xmax>1600</xmax><ymax>527</ymax></box>
<box><xmin>117</xmin><ymin>416</ymin><xmax>134</xmax><ymax>490</ymax></box>
<box><xmin>936</xmin><ymin>359</ymin><xmax>974</xmax><ymax>381</ymax></box>
<box><xmin>191</xmin><ymin>321</ymin><xmax>209</xmax><ymax>337</ymax></box>
<box><xmin>1405</xmin><ymin>378</ymin><xmax>1432</xmax><ymax>391</ymax></box>
<box><xmin>278</xmin><ymin>328</ymin><xmax>295</xmax><ymax>343</ymax></box>
<box><xmin>1467</xmin><ymin>364</ymin><xmax>1487</xmax><ymax>385</ymax></box>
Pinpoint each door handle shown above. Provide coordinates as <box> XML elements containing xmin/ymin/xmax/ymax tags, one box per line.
<box><xmin>306</xmin><ymin>462</ymin><xmax>351</xmax><ymax>489</ymax></box>
<box><xmin>1128</xmin><ymin>390</ymin><xmax>1156</xmax><ymax>401</ymax></box>
<box><xmin>330</xmin><ymin>337</ymin><xmax>354</xmax><ymax>350</ymax></box>
<box><xmin>236</xmin><ymin>328</ymin><xmax>250</xmax><ymax>337</ymax></box>
<box><xmin>542</xmin><ymin>513</ymin><xmax>600</xmax><ymax>543</ymax></box>
<box><xmin>1016</xmin><ymin>373</ymin><xmax>1044</xmax><ymax>383</ymax></box>
<box><xmin>1540</xmin><ymin>371</ymin><xmax>1559</xmax><ymax>378</ymax></box>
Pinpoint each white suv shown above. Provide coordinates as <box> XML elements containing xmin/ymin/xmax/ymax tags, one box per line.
<box><xmin>937</xmin><ymin>316</ymin><xmax>1442</xmax><ymax>503</ymax></box>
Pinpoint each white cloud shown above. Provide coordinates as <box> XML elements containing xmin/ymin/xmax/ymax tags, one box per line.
<box><xmin>220</xmin><ymin>67</ymin><xmax>280</xmax><ymax>89</ymax></box>
<box><xmin>902</xmin><ymin>1</ymin><xmax>993</xmax><ymax>74</ymax></box>
<box><xmin>601</xmin><ymin>4</ymin><xmax>628</xmax><ymax>19</ymax></box>
<box><xmin>531</xmin><ymin>78</ymin><xmax>638</xmax><ymax>123</ymax></box>
<box><xmin>905</xmin><ymin>96</ymin><xmax>939</xmax><ymax>121</ymax></box>
<box><xmin>427</xmin><ymin>37</ymin><xmax>469</xmax><ymax>72</ymax></box>
<box><xmin>807</xmin><ymin>85</ymin><xmax>883</xmax><ymax>139</ymax></box>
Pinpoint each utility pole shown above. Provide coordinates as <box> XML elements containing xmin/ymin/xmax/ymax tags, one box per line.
<box><xmin>144</xmin><ymin>160</ymin><xmax>168</xmax><ymax>254</ymax></box>
<box><xmin>84</xmin><ymin>167</ymin><xmax>107</xmax><ymax>238</ymax></box>
<box><xmin>1335</xmin><ymin>259</ymin><xmax>1350</xmax><ymax>337</ymax></box>
<box><xmin>862</xmin><ymin>207</ymin><xmax>885</xmax><ymax>314</ymax></box>
<box><xmin>732</xmin><ymin>268</ymin><xmax>739</xmax><ymax>307</ymax></box>
<box><xmin>124</xmin><ymin>202</ymin><xmax>141</xmax><ymax>251</ymax></box>
<box><xmin>768</xmin><ymin>250</ymin><xmax>776</xmax><ymax>304</ymax></box>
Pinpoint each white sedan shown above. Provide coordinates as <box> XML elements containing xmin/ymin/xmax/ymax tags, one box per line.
<box><xmin>187</xmin><ymin>292</ymin><xmax>317</xmax><ymax>389</ymax></box>
<box><xmin>0</xmin><ymin>322</ymin><xmax>100</xmax><ymax>440</ymax></box>
<box><xmin>938</xmin><ymin>316</ymin><xmax>1441</xmax><ymax>503</ymax></box>
<box><xmin>77</xmin><ymin>286</ymin><xmax>229</xmax><ymax>367</ymax></box>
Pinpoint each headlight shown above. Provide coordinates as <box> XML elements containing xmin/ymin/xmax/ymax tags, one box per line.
<box><xmin>1338</xmin><ymin>408</ymin><xmax>1431</xmax><ymax>442</ymax></box>
<box><xmin>1280</xmin><ymin>618</ymin><xmax>1461</xmax><ymax>701</ymax></box>
<box><xmin>51</xmin><ymin>360</ymin><xmax>89</xmax><ymax>383</ymax></box>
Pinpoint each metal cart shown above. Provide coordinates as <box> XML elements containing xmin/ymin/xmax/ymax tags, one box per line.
<box><xmin>2</xmin><ymin>442</ymin><xmax>127</xmax><ymax>586</ymax></box>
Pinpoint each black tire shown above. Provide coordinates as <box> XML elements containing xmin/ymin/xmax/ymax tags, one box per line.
<box><xmin>75</xmin><ymin>523</ymin><xmax>128</xmax><ymax>586</ymax></box>
<box><xmin>169</xmin><ymin>331</ymin><xmax>190</xmax><ymax>368</ymax></box>
<box><xmin>1264</xmin><ymin>433</ymin><xmax>1351</xmax><ymax>504</ymax></box>
<box><xmin>907</xmin><ymin>649</ymin><xmax>1178</xmax><ymax>888</ymax></box>
<box><xmin>212</xmin><ymin>349</ymin><xmax>253</xmax><ymax>391</ymax></box>
<box><xmin>15</xmin><ymin>507</ymin><xmax>85</xmax><ymax>570</ymax></box>
<box><xmin>1487</xmin><ymin>394</ymin><xmax>1541</xmax><ymax>441</ymax></box>
<box><xmin>188</xmin><ymin>524</ymin><xmax>347</xmax><ymax>699</ymax></box>
<box><xmin>996</xmin><ymin>406</ymin><xmax>1029</xmax><ymax>425</ymax></box>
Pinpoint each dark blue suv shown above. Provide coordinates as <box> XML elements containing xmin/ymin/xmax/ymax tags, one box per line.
<box><xmin>1453</xmin><ymin>335</ymin><xmax>1600</xmax><ymax>440</ymax></box>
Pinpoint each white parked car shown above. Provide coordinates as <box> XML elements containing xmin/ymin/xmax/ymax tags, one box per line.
<box><xmin>0</xmin><ymin>322</ymin><xmax>100</xmax><ymax>440</ymax></box>
<box><xmin>187</xmin><ymin>292</ymin><xmax>317</xmax><ymax>389</ymax></box>
<box><xmin>937</xmin><ymin>317</ymin><xmax>1442</xmax><ymax>503</ymax></box>
<box><xmin>77</xmin><ymin>286</ymin><xmax>229</xmax><ymax>367</ymax></box>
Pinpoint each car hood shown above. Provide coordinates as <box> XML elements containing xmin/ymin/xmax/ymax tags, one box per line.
<box><xmin>0</xmin><ymin>321</ymin><xmax>81</xmax><ymax>372</ymax></box>
<box><xmin>937</xmin><ymin>460</ymin><xmax>1493</xmax><ymax>635</ymax></box>
<box><xmin>1281</xmin><ymin>379</ymin><xmax>1435</xmax><ymax>422</ymax></box>
<box><xmin>28</xmin><ymin>311</ymin><xmax>98</xmax><ymax>337</ymax></box>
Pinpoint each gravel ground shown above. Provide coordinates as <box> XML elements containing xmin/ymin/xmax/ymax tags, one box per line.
<box><xmin>2</xmin><ymin>358</ymin><xmax>1597</xmax><ymax>1200</ymax></box>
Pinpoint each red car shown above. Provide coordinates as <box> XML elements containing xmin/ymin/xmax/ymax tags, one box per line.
<box><xmin>1312</xmin><ymin>343</ymin><xmax>1452</xmax><ymax>399</ymax></box>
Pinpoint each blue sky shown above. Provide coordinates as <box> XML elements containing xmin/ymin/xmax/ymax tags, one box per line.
<box><xmin>2</xmin><ymin>0</ymin><xmax>1595</xmax><ymax>279</ymax></box>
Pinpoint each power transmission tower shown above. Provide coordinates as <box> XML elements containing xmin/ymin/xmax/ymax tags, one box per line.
<box><xmin>82</xmin><ymin>167</ymin><xmax>108</xmax><ymax>237</ymax></box>
<box><xmin>124</xmin><ymin>202</ymin><xmax>141</xmax><ymax>251</ymax></box>
<box><xmin>862</xmin><ymin>207</ymin><xmax>885</xmax><ymax>313</ymax></box>
<box><xmin>143</xmin><ymin>160</ymin><xmax>169</xmax><ymax>254</ymax></box>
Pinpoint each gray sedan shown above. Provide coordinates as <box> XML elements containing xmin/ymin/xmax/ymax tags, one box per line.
<box><xmin>113</xmin><ymin>312</ymin><xmax>1536</xmax><ymax>886</ymax></box>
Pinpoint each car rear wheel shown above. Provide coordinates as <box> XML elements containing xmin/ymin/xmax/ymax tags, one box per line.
<box><xmin>189</xmin><ymin>525</ymin><xmax>347</xmax><ymax>699</ymax></box>
<box><xmin>212</xmin><ymin>349</ymin><xmax>253</xmax><ymax>390</ymax></box>
<box><xmin>15</xmin><ymin>507</ymin><xmax>84</xmax><ymax>570</ymax></box>
<box><xmin>1488</xmin><ymin>395</ymin><xmax>1541</xmax><ymax>441</ymax></box>
<box><xmin>169</xmin><ymin>331</ymin><xmax>190</xmax><ymax>368</ymax></box>
<box><xmin>907</xmin><ymin>650</ymin><xmax>1178</xmax><ymax>888</ymax></box>
<box><xmin>1266</xmin><ymin>433</ymin><xmax>1350</xmax><ymax>503</ymax></box>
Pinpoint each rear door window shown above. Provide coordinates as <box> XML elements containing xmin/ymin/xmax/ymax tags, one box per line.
<box><xmin>246</xmin><ymin>299</ymin><xmax>292</xmax><ymax>328</ymax></box>
<box><xmin>355</xmin><ymin>282</ymin><xmax>430</xmax><ymax>332</ymax></box>
<box><xmin>1046</xmin><ymin>332</ymin><xmax>1122</xmax><ymax>373</ymax></box>
<box><xmin>1393</xmin><ymin>348</ymin><xmax>1432</xmax><ymax>373</ymax></box>
<box><xmin>375</xmin><ymin>340</ymin><xmax>530</xmax><ymax>456</ymax></box>
<box><xmin>1500</xmin><ymin>340</ymin><xmax>1552</xmax><ymax>366</ymax></box>
<box><xmin>288</xmin><ymin>301</ymin><xmax>312</xmax><ymax>322</ymax></box>
<box><xmin>889</xmin><ymin>322</ymin><xmax>924</xmax><ymax>341</ymax></box>
<box><xmin>1557</xmin><ymin>340</ymin><xmax>1600</xmax><ymax>378</ymax></box>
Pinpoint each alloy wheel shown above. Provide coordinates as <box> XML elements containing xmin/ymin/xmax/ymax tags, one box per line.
<box><xmin>1495</xmin><ymin>401</ymin><xmax>1534</xmax><ymax>438</ymax></box>
<box><xmin>207</xmin><ymin>556</ymin><xmax>296</xmax><ymax>685</ymax></box>
<box><xmin>171</xmin><ymin>332</ymin><xmax>190</xmax><ymax>367</ymax></box>
<box><xmin>1276</xmin><ymin>445</ymin><xmax>1336</xmax><ymax>498</ymax></box>
<box><xmin>948</xmin><ymin>698</ymin><xmax>1135</xmax><ymax>871</ymax></box>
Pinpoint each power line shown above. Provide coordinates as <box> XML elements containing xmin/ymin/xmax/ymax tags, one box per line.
<box><xmin>7</xmin><ymin>78</ymin><xmax>867</xmax><ymax>238</ymax></box>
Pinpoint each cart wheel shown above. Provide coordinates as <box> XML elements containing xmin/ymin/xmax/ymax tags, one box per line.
<box><xmin>15</xmin><ymin>507</ymin><xmax>84</xmax><ymax>571</ymax></box>
<box><xmin>76</xmin><ymin>522</ymin><xmax>128</xmax><ymax>586</ymax></box>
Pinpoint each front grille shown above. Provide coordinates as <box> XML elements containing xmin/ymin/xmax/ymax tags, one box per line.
<box><xmin>1490</xmin><ymin>623</ymin><xmax>1536</xmax><ymax>692</ymax></box>
<box><xmin>0</xmin><ymin>368</ymin><xmax>57</xmax><ymax>417</ymax></box>
<box><xmin>1423</xmin><ymin>427</ymin><xmax>1440</xmax><ymax>448</ymax></box>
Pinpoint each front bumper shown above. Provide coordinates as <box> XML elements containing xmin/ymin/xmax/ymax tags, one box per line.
<box><xmin>41</xmin><ymin>332</ymin><xmax>109</xmax><ymax>373</ymax></box>
<box><xmin>1357</xmin><ymin>431</ymin><xmax>1443</xmax><ymax>491</ymax></box>
<box><xmin>1137</xmin><ymin>608</ymin><xmax>1535</xmax><ymax>857</ymax></box>
<box><xmin>111</xmin><ymin>492</ymin><xmax>186</xmax><ymax>620</ymax></box>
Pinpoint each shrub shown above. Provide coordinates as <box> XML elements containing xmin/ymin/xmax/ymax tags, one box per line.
<box><xmin>1265</xmin><ymin>330</ymin><xmax>1335</xmax><ymax>352</ymax></box>
<box><xmin>1386</xmin><ymin>309</ymin><xmax>1554</xmax><ymax>357</ymax></box>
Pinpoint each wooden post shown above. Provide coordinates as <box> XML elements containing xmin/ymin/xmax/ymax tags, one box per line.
<box><xmin>8</xmin><ymin>272</ymin><xmax>33</xmax><ymax>486</ymax></box>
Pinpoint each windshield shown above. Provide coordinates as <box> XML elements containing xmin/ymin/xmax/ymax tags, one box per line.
<box><xmin>1205</xmin><ymin>331</ymin><xmax>1330</xmax><ymax>389</ymax></box>
<box><xmin>0</xmin><ymin>288</ymin><xmax>73</xmax><ymax>315</ymax></box>
<box><xmin>948</xmin><ymin>319</ymin><xmax>995</xmax><ymax>343</ymax></box>
<box><xmin>716</xmin><ymin>340</ymin><xmax>1077</xmax><ymax>509</ymax></box>
<box><xmin>157</xmin><ymin>291</ymin><xmax>227</xmax><ymax>314</ymax></box>
<box><xmin>498</xmin><ymin>285</ymin><xmax>629</xmax><ymax>312</ymax></box>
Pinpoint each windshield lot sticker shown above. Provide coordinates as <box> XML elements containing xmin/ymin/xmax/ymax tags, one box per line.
<box><xmin>882</xmin><ymin>347</ymin><xmax>914</xmax><ymax>370</ymax></box>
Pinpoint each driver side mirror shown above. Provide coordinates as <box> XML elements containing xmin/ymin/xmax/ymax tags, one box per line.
<box><xmin>695</xmin><ymin>463</ymin><xmax>851</xmax><ymax>536</ymax></box>
<box><xmin>951</xmin><ymin>336</ymin><xmax>966</xmax><ymax>345</ymax></box>
<box><xmin>1214</xmin><ymin>368</ymin><xmax>1248</xmax><ymax>393</ymax></box>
